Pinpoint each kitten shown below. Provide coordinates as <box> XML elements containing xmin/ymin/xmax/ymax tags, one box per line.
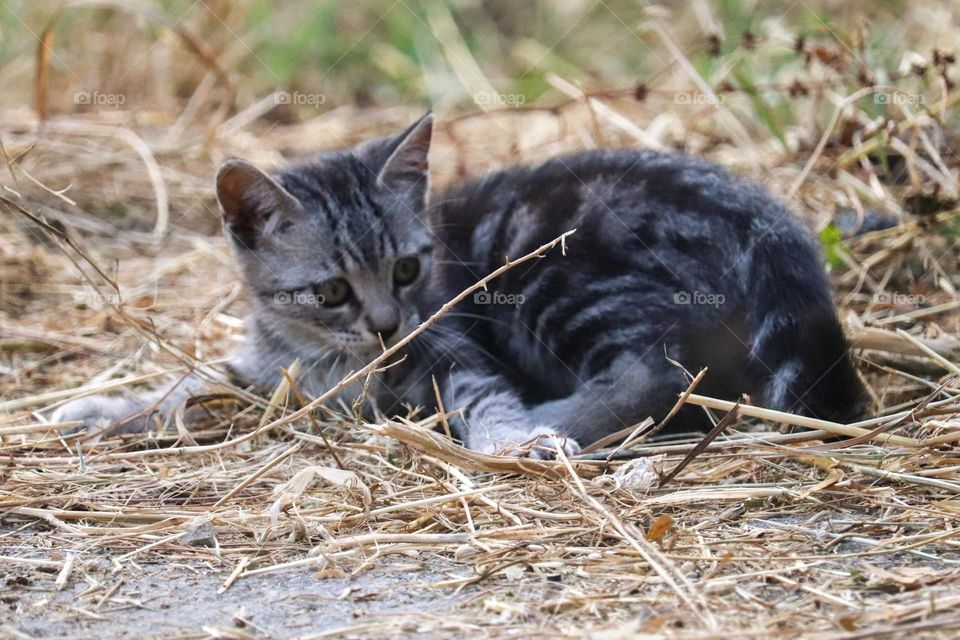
<box><xmin>433</xmin><ymin>143</ymin><xmax>869</xmax><ymax>445</ymax></box>
<box><xmin>53</xmin><ymin>115</ymin><xmax>568</xmax><ymax>457</ymax></box>
<box><xmin>53</xmin><ymin>114</ymin><xmax>867</xmax><ymax>456</ymax></box>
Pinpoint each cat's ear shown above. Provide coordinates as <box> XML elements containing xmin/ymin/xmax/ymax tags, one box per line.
<box><xmin>215</xmin><ymin>159</ymin><xmax>301</xmax><ymax>247</ymax></box>
<box><xmin>376</xmin><ymin>113</ymin><xmax>433</xmax><ymax>202</ymax></box>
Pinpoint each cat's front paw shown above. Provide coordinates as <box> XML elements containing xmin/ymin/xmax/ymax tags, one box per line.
<box><xmin>508</xmin><ymin>430</ymin><xmax>581</xmax><ymax>460</ymax></box>
<box><xmin>51</xmin><ymin>396</ymin><xmax>153</xmax><ymax>436</ymax></box>
<box><xmin>468</xmin><ymin>427</ymin><xmax>580</xmax><ymax>460</ymax></box>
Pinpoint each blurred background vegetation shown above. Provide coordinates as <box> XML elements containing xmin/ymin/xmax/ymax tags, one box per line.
<box><xmin>0</xmin><ymin>1</ymin><xmax>942</xmax><ymax>120</ymax></box>
<box><xmin>0</xmin><ymin>0</ymin><xmax>957</xmax><ymax>236</ymax></box>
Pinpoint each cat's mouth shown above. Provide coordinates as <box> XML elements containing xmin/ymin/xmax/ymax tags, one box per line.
<box><xmin>331</xmin><ymin>330</ymin><xmax>406</xmax><ymax>358</ymax></box>
<box><xmin>355</xmin><ymin>328</ymin><xmax>409</xmax><ymax>351</ymax></box>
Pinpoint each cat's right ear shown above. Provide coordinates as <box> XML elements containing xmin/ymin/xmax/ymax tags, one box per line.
<box><xmin>215</xmin><ymin>159</ymin><xmax>302</xmax><ymax>248</ymax></box>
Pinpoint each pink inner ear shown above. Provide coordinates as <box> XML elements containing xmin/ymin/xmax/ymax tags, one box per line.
<box><xmin>216</xmin><ymin>160</ymin><xmax>295</xmax><ymax>229</ymax></box>
<box><xmin>216</xmin><ymin>163</ymin><xmax>261</xmax><ymax>224</ymax></box>
<box><xmin>379</xmin><ymin>116</ymin><xmax>433</xmax><ymax>190</ymax></box>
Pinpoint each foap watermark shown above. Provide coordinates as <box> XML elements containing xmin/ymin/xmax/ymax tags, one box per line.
<box><xmin>474</xmin><ymin>91</ymin><xmax>526</xmax><ymax>108</ymax></box>
<box><xmin>673</xmin><ymin>290</ymin><xmax>725</xmax><ymax>308</ymax></box>
<box><xmin>674</xmin><ymin>92</ymin><xmax>725</xmax><ymax>106</ymax></box>
<box><xmin>474</xmin><ymin>290</ymin><xmax>525</xmax><ymax>307</ymax></box>
<box><xmin>873</xmin><ymin>291</ymin><xmax>926</xmax><ymax>306</ymax></box>
<box><xmin>274</xmin><ymin>90</ymin><xmax>327</xmax><ymax>108</ymax></box>
<box><xmin>274</xmin><ymin>290</ymin><xmax>324</xmax><ymax>307</ymax></box>
<box><xmin>875</xmin><ymin>92</ymin><xmax>926</xmax><ymax>106</ymax></box>
<box><xmin>74</xmin><ymin>90</ymin><xmax>126</xmax><ymax>108</ymax></box>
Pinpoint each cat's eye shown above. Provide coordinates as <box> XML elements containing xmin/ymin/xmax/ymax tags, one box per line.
<box><xmin>316</xmin><ymin>278</ymin><xmax>352</xmax><ymax>307</ymax></box>
<box><xmin>393</xmin><ymin>257</ymin><xmax>421</xmax><ymax>286</ymax></box>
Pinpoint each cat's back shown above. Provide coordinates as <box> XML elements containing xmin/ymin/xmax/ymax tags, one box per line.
<box><xmin>433</xmin><ymin>148</ymin><xmax>799</xmax><ymax>278</ymax></box>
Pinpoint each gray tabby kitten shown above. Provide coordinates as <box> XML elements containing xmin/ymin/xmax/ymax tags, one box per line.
<box><xmin>54</xmin><ymin>114</ymin><xmax>867</xmax><ymax>455</ymax></box>
<box><xmin>53</xmin><ymin>115</ymin><xmax>569</xmax><ymax>457</ymax></box>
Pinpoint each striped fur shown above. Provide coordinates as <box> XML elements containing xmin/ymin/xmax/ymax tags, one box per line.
<box><xmin>432</xmin><ymin>146</ymin><xmax>869</xmax><ymax>447</ymax></box>
<box><xmin>54</xmin><ymin>116</ymin><xmax>866</xmax><ymax>456</ymax></box>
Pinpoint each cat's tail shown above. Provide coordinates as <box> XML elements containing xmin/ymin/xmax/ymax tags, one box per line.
<box><xmin>743</xmin><ymin>233</ymin><xmax>869</xmax><ymax>424</ymax></box>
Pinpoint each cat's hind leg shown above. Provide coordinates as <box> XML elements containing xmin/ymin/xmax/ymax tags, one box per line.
<box><xmin>743</xmin><ymin>238</ymin><xmax>868</xmax><ymax>423</ymax></box>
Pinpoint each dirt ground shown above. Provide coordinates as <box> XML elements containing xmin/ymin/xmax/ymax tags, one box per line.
<box><xmin>4</xmin><ymin>513</ymin><xmax>960</xmax><ymax>640</ymax></box>
<box><xmin>3</xmin><ymin>527</ymin><xmax>471</xmax><ymax>639</ymax></box>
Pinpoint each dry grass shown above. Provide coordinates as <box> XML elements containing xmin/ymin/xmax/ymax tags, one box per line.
<box><xmin>2</xmin><ymin>1</ymin><xmax>960</xmax><ymax>637</ymax></box>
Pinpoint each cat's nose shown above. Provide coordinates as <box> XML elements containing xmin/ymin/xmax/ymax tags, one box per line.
<box><xmin>370</xmin><ymin>321</ymin><xmax>400</xmax><ymax>340</ymax></box>
<box><xmin>366</xmin><ymin>308</ymin><xmax>401</xmax><ymax>340</ymax></box>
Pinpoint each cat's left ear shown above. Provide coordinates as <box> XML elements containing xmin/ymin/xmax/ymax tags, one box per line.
<box><xmin>215</xmin><ymin>159</ymin><xmax>302</xmax><ymax>249</ymax></box>
<box><xmin>376</xmin><ymin>113</ymin><xmax>433</xmax><ymax>203</ymax></box>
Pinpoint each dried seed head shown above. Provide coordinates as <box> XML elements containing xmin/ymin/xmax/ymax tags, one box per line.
<box><xmin>933</xmin><ymin>48</ymin><xmax>956</xmax><ymax>67</ymax></box>
<box><xmin>707</xmin><ymin>33</ymin><xmax>722</xmax><ymax>57</ymax></box>
<box><xmin>788</xmin><ymin>80</ymin><xmax>809</xmax><ymax>98</ymax></box>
